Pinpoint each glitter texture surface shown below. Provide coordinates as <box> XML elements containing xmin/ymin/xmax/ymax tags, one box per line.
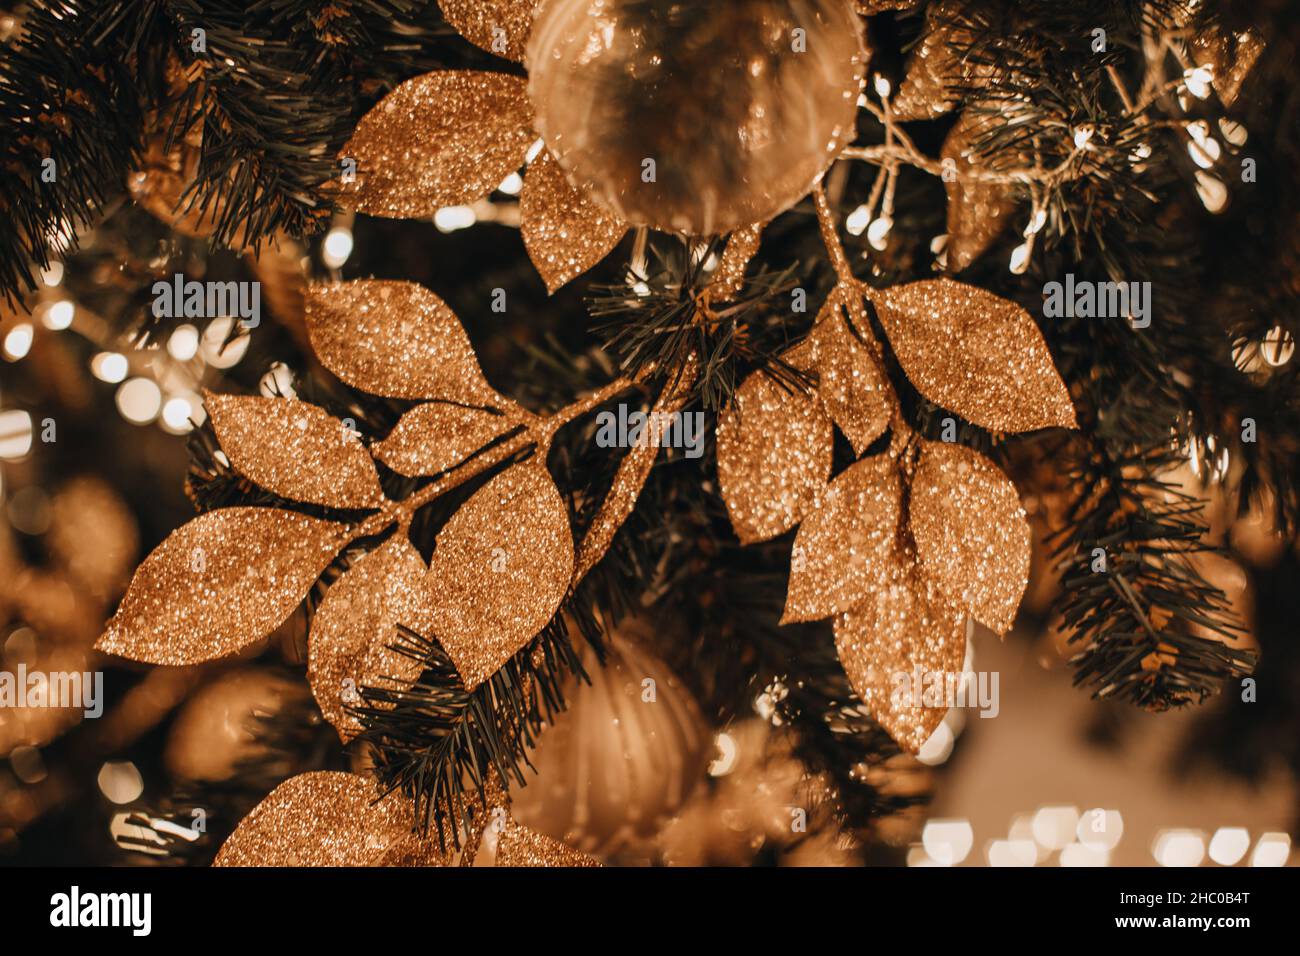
<box><xmin>783</xmin><ymin>453</ymin><xmax>902</xmax><ymax>623</ymax></box>
<box><xmin>941</xmin><ymin>111</ymin><xmax>1016</xmax><ymax>272</ymax></box>
<box><xmin>442</xmin><ymin>0</ymin><xmax>537</xmax><ymax>63</ymax></box>
<box><xmin>97</xmin><ymin>508</ymin><xmax>347</xmax><ymax>665</ymax></box>
<box><xmin>308</xmin><ymin>536</ymin><xmax>434</xmax><ymax>741</ymax></box>
<box><xmin>890</xmin><ymin>5</ymin><xmax>964</xmax><ymax>121</ymax></box>
<box><xmin>573</xmin><ymin>361</ymin><xmax>695</xmax><ymax>582</ymax></box>
<box><xmin>910</xmin><ymin>439</ymin><xmax>1030</xmax><ymax>635</ymax></box>
<box><xmin>342</xmin><ymin>70</ymin><xmax>534</xmax><ymax>217</ymax></box>
<box><xmin>496</xmin><ymin>817</ymin><xmax>601</xmax><ymax>867</ymax></box>
<box><xmin>521</xmin><ymin>148</ymin><xmax>628</xmax><ymax>292</ymax></box>
<box><xmin>374</xmin><ymin>402</ymin><xmax>518</xmax><ymax>477</ymax></box>
<box><xmin>427</xmin><ymin>459</ymin><xmax>573</xmax><ymax>689</ymax></box>
<box><xmin>710</xmin><ymin>221</ymin><xmax>764</xmax><ymax>299</ymax></box>
<box><xmin>307</xmin><ymin>280</ymin><xmax>504</xmax><ymax>406</ymax></box>
<box><xmin>812</xmin><ymin>291</ymin><xmax>893</xmax><ymax>454</ymax></box>
<box><xmin>834</xmin><ymin>575</ymin><xmax>966</xmax><ymax>754</ymax></box>
<box><xmin>717</xmin><ymin>350</ymin><xmax>834</xmax><ymax>545</ymax></box>
<box><xmin>214</xmin><ymin>771</ymin><xmax>445</xmax><ymax>866</ymax></box>
<box><xmin>206</xmin><ymin>394</ymin><xmax>385</xmax><ymax>509</ymax></box>
<box><xmin>874</xmin><ymin>278</ymin><xmax>1077</xmax><ymax>433</ymax></box>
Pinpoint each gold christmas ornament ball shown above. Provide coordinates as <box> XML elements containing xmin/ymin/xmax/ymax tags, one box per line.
<box><xmin>164</xmin><ymin>669</ymin><xmax>307</xmax><ymax>782</ymax></box>
<box><xmin>526</xmin><ymin>0</ymin><xmax>867</xmax><ymax>235</ymax></box>
<box><xmin>510</xmin><ymin>620</ymin><xmax>711</xmax><ymax>856</ymax></box>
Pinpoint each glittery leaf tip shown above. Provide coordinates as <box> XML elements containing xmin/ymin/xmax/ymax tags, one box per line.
<box><xmin>206</xmin><ymin>393</ymin><xmax>385</xmax><ymax>509</ymax></box>
<box><xmin>374</xmin><ymin>402</ymin><xmax>521</xmax><ymax>477</ymax></box>
<box><xmin>812</xmin><ymin>289</ymin><xmax>893</xmax><ymax>454</ymax></box>
<box><xmin>495</xmin><ymin>817</ymin><xmax>601</xmax><ymax>867</ymax></box>
<box><xmin>442</xmin><ymin>0</ymin><xmax>537</xmax><ymax>63</ymax></box>
<box><xmin>521</xmin><ymin>147</ymin><xmax>627</xmax><ymax>293</ymax></box>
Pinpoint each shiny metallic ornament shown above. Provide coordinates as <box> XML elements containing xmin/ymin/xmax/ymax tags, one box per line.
<box><xmin>526</xmin><ymin>0</ymin><xmax>867</xmax><ymax>235</ymax></box>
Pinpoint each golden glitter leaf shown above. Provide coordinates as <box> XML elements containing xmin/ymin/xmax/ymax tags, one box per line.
<box><xmin>374</xmin><ymin>403</ymin><xmax>520</xmax><ymax>477</ymax></box>
<box><xmin>521</xmin><ymin>148</ymin><xmax>628</xmax><ymax>292</ymax></box>
<box><xmin>716</xmin><ymin>351</ymin><xmax>834</xmax><ymax>545</ymax></box>
<box><xmin>341</xmin><ymin>70</ymin><xmax>534</xmax><ymax>217</ymax></box>
<box><xmin>308</xmin><ymin>536</ymin><xmax>435</xmax><ymax>741</ymax></box>
<box><xmin>206</xmin><ymin>394</ymin><xmax>385</xmax><ymax>509</ymax></box>
<box><xmin>941</xmin><ymin>111</ymin><xmax>1016</xmax><ymax>272</ymax></box>
<box><xmin>783</xmin><ymin>453</ymin><xmax>902</xmax><ymax>623</ymax></box>
<box><xmin>890</xmin><ymin>2</ymin><xmax>972</xmax><ymax>121</ymax></box>
<box><xmin>573</xmin><ymin>358</ymin><xmax>697</xmax><ymax>583</ymax></box>
<box><xmin>709</xmin><ymin>221</ymin><xmax>764</xmax><ymax>299</ymax></box>
<box><xmin>812</xmin><ymin>289</ymin><xmax>893</xmax><ymax>455</ymax></box>
<box><xmin>306</xmin><ymin>280</ymin><xmax>504</xmax><ymax>405</ymax></box>
<box><xmin>97</xmin><ymin>508</ymin><xmax>348</xmax><ymax>665</ymax></box>
<box><xmin>1191</xmin><ymin>27</ymin><xmax>1264</xmax><ymax>107</ymax></box>
<box><xmin>874</xmin><ymin>278</ymin><xmax>1077</xmax><ymax>433</ymax></box>
<box><xmin>834</xmin><ymin>575</ymin><xmax>966</xmax><ymax>753</ymax></box>
<box><xmin>495</xmin><ymin>818</ymin><xmax>601</xmax><ymax>867</ymax></box>
<box><xmin>910</xmin><ymin>440</ymin><xmax>1030</xmax><ymax>635</ymax></box>
<box><xmin>441</xmin><ymin>0</ymin><xmax>536</xmax><ymax>62</ymax></box>
<box><xmin>214</xmin><ymin>771</ymin><xmax>448</xmax><ymax>867</ymax></box>
<box><xmin>428</xmin><ymin>458</ymin><xmax>573</xmax><ymax>689</ymax></box>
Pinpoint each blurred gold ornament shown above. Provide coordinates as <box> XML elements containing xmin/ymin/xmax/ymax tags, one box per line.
<box><xmin>511</xmin><ymin>619</ymin><xmax>710</xmax><ymax>857</ymax></box>
<box><xmin>164</xmin><ymin>668</ymin><xmax>308</xmax><ymax>782</ymax></box>
<box><xmin>939</xmin><ymin>111</ymin><xmax>1017</xmax><ymax>272</ymax></box>
<box><xmin>526</xmin><ymin>0</ymin><xmax>867</xmax><ymax>234</ymax></box>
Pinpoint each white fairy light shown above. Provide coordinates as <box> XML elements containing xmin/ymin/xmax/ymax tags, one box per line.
<box><xmin>3</xmin><ymin>323</ymin><xmax>34</xmax><ymax>361</ymax></box>
<box><xmin>434</xmin><ymin>205</ymin><xmax>476</xmax><ymax>232</ymax></box>
<box><xmin>115</xmin><ymin>378</ymin><xmax>162</xmax><ymax>425</ymax></box>
<box><xmin>1009</xmin><ymin>241</ymin><xmax>1031</xmax><ymax>274</ymax></box>
<box><xmin>42</xmin><ymin>299</ymin><xmax>74</xmax><ymax>330</ymax></box>
<box><xmin>167</xmin><ymin>324</ymin><xmax>200</xmax><ymax>361</ymax></box>
<box><xmin>866</xmin><ymin>215</ymin><xmax>893</xmax><ymax>250</ymax></box>
<box><xmin>321</xmin><ymin>227</ymin><xmax>354</xmax><ymax>268</ymax></box>
<box><xmin>1183</xmin><ymin>65</ymin><xmax>1214</xmax><ymax>99</ymax></box>
<box><xmin>91</xmin><ymin>351</ymin><xmax>129</xmax><ymax>383</ymax></box>
<box><xmin>845</xmin><ymin>204</ymin><xmax>871</xmax><ymax>236</ymax></box>
<box><xmin>497</xmin><ymin>171</ymin><xmax>524</xmax><ymax>195</ymax></box>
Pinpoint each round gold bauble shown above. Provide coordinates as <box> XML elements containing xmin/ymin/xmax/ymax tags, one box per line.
<box><xmin>526</xmin><ymin>0</ymin><xmax>867</xmax><ymax>235</ymax></box>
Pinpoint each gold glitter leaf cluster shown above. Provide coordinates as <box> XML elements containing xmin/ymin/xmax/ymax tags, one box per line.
<box><xmin>720</xmin><ymin>276</ymin><xmax>1071</xmax><ymax>752</ymax></box>
<box><xmin>338</xmin><ymin>51</ymin><xmax>629</xmax><ymax>291</ymax></box>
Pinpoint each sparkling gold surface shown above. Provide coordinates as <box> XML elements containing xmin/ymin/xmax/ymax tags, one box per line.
<box><xmin>374</xmin><ymin>402</ymin><xmax>518</xmax><ymax>477</ymax></box>
<box><xmin>527</xmin><ymin>0</ymin><xmax>867</xmax><ymax>234</ymax></box>
<box><xmin>717</xmin><ymin>346</ymin><xmax>833</xmax><ymax>545</ymax></box>
<box><xmin>97</xmin><ymin>508</ymin><xmax>347</xmax><ymax>665</ymax></box>
<box><xmin>427</xmin><ymin>459</ymin><xmax>573</xmax><ymax>689</ymax></box>
<box><xmin>873</xmin><ymin>278</ymin><xmax>1077</xmax><ymax>433</ymax></box>
<box><xmin>812</xmin><ymin>290</ymin><xmax>893</xmax><ymax>454</ymax></box>
<box><xmin>341</xmin><ymin>70</ymin><xmax>534</xmax><ymax>217</ymax></box>
<box><xmin>710</xmin><ymin>222</ymin><xmax>764</xmax><ymax>299</ymax></box>
<box><xmin>214</xmin><ymin>771</ymin><xmax>445</xmax><ymax>866</ymax></box>
<box><xmin>941</xmin><ymin>111</ymin><xmax>1015</xmax><ymax>272</ymax></box>
<box><xmin>442</xmin><ymin>0</ymin><xmax>537</xmax><ymax>63</ymax></box>
<box><xmin>308</xmin><ymin>536</ymin><xmax>435</xmax><ymax>741</ymax></box>
<box><xmin>910</xmin><ymin>439</ymin><xmax>1030</xmax><ymax>635</ymax></box>
<box><xmin>496</xmin><ymin>817</ymin><xmax>600</xmax><ymax>867</ymax></box>
<box><xmin>834</xmin><ymin>574</ymin><xmax>966</xmax><ymax>754</ymax></box>
<box><xmin>573</xmin><ymin>359</ymin><xmax>695</xmax><ymax>583</ymax></box>
<box><xmin>521</xmin><ymin>148</ymin><xmax>627</xmax><ymax>292</ymax></box>
<box><xmin>783</xmin><ymin>453</ymin><xmax>901</xmax><ymax>623</ymax></box>
<box><xmin>206</xmin><ymin>394</ymin><xmax>385</xmax><ymax>509</ymax></box>
<box><xmin>890</xmin><ymin>3</ymin><xmax>966</xmax><ymax>121</ymax></box>
<box><xmin>307</xmin><ymin>280</ymin><xmax>504</xmax><ymax>406</ymax></box>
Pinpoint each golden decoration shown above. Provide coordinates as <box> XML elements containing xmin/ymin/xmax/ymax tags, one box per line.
<box><xmin>716</xmin><ymin>344</ymin><xmax>834</xmax><ymax>545</ymax></box>
<box><xmin>495</xmin><ymin>817</ymin><xmax>601</xmax><ymax>867</ymax></box>
<box><xmin>520</xmin><ymin>148</ymin><xmax>629</xmax><ymax>293</ymax></box>
<box><xmin>940</xmin><ymin>111</ymin><xmax>1016</xmax><ymax>272</ymax></box>
<box><xmin>573</xmin><ymin>360</ymin><xmax>696</xmax><ymax>582</ymax></box>
<box><xmin>306</xmin><ymin>280</ymin><xmax>506</xmax><ymax>406</ymax></box>
<box><xmin>889</xmin><ymin>1</ymin><xmax>972</xmax><ymax>121</ymax></box>
<box><xmin>833</xmin><ymin>574</ymin><xmax>966</xmax><ymax>753</ymax></box>
<box><xmin>96</xmin><ymin>508</ymin><xmax>348</xmax><ymax>666</ymax></box>
<box><xmin>811</xmin><ymin>288</ymin><xmax>893</xmax><ymax>454</ymax></box>
<box><xmin>872</xmin><ymin>278</ymin><xmax>1077</xmax><ymax>433</ymax></box>
<box><xmin>426</xmin><ymin>458</ymin><xmax>574</xmax><ymax>689</ymax></box>
<box><xmin>782</xmin><ymin>454</ymin><xmax>902</xmax><ymax>624</ymax></box>
<box><xmin>307</xmin><ymin>536</ymin><xmax>436</xmax><ymax>741</ymax></box>
<box><xmin>214</xmin><ymin>771</ymin><xmax>448</xmax><ymax>867</ymax></box>
<box><xmin>909</xmin><ymin>439</ymin><xmax>1030</xmax><ymax>635</ymax></box>
<box><xmin>440</xmin><ymin>0</ymin><xmax>537</xmax><ymax>63</ymax></box>
<box><xmin>374</xmin><ymin>403</ymin><xmax>521</xmax><ymax>478</ymax></box>
<box><xmin>341</xmin><ymin>70</ymin><xmax>535</xmax><ymax>217</ymax></box>
<box><xmin>1190</xmin><ymin>27</ymin><xmax>1264</xmax><ymax>107</ymax></box>
<box><xmin>206</xmin><ymin>394</ymin><xmax>386</xmax><ymax>509</ymax></box>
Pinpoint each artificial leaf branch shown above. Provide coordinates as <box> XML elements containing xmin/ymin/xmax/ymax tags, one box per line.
<box><xmin>715</xmin><ymin>184</ymin><xmax>1076</xmax><ymax>752</ymax></box>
